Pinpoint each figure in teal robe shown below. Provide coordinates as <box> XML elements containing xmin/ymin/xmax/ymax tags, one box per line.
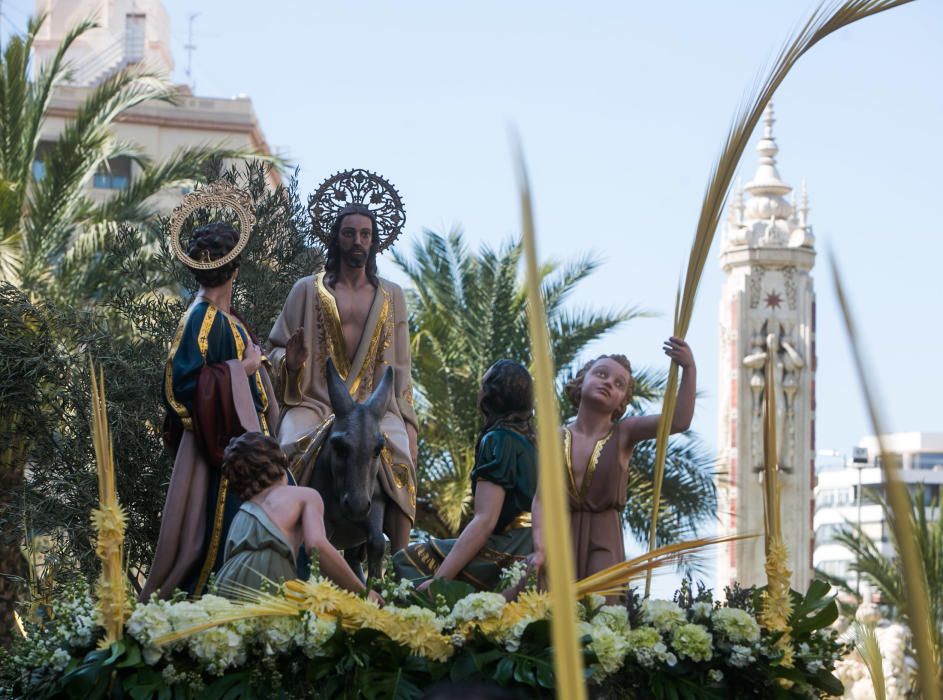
<box><xmin>393</xmin><ymin>428</ymin><xmax>537</xmax><ymax>590</ymax></box>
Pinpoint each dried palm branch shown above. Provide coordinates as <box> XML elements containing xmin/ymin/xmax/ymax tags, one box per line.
<box><xmin>89</xmin><ymin>359</ymin><xmax>129</xmax><ymax>647</ymax></box>
<box><xmin>575</xmin><ymin>533</ymin><xmax>754</xmax><ymax>597</ymax></box>
<box><xmin>831</xmin><ymin>257</ymin><xmax>941</xmax><ymax>699</ymax></box>
<box><xmin>514</xmin><ymin>135</ymin><xmax>586</xmax><ymax>700</ymax></box>
<box><xmin>757</xmin><ymin>346</ymin><xmax>792</xmax><ymax>639</ymax></box>
<box><xmin>852</xmin><ymin>621</ymin><xmax>886</xmax><ymax>700</ymax></box>
<box><xmin>645</xmin><ymin>0</ymin><xmax>916</xmax><ymax>597</ymax></box>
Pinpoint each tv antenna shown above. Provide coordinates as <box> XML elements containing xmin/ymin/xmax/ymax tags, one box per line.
<box><xmin>184</xmin><ymin>12</ymin><xmax>199</xmax><ymax>91</ymax></box>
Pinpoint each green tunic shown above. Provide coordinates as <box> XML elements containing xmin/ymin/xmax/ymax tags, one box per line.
<box><xmin>215</xmin><ymin>502</ymin><xmax>297</xmax><ymax>595</ymax></box>
<box><xmin>393</xmin><ymin>429</ymin><xmax>536</xmax><ymax>590</ymax></box>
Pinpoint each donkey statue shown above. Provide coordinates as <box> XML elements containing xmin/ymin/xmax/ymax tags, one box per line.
<box><xmin>294</xmin><ymin>358</ymin><xmax>394</xmax><ymax>582</ymax></box>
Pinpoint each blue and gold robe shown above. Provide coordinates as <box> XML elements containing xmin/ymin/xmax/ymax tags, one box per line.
<box><xmin>141</xmin><ymin>298</ymin><xmax>280</xmax><ymax>599</ymax></box>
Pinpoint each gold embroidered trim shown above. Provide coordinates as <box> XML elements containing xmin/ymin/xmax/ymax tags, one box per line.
<box><xmin>316</xmin><ymin>272</ymin><xmax>352</xmax><ymax>379</ymax></box>
<box><xmin>403</xmin><ymin>543</ymin><xmax>441</xmax><ymax>577</ymax></box>
<box><xmin>163</xmin><ymin>304</ymin><xmax>208</xmax><ymax>430</ymax></box>
<box><xmin>228</xmin><ymin>315</ymin><xmax>269</xmax><ymax>415</ymax></box>
<box><xmin>502</xmin><ymin>512</ymin><xmax>532</xmax><ymax>532</ymax></box>
<box><xmin>564</xmin><ymin>427</ymin><xmax>614</xmax><ymax>503</ymax></box>
<box><xmin>194</xmin><ymin>475</ymin><xmax>229</xmax><ymax>597</ymax></box>
<box><xmin>350</xmin><ymin>288</ymin><xmax>390</xmax><ymax>398</ymax></box>
<box><xmin>197</xmin><ymin>306</ymin><xmax>218</xmax><ymax>359</ymax></box>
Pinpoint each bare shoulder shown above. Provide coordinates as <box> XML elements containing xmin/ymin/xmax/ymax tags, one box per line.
<box><xmin>297</xmin><ymin>485</ymin><xmax>325</xmax><ymax>509</ymax></box>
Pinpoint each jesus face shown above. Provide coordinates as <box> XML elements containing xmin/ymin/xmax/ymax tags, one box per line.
<box><xmin>580</xmin><ymin>357</ymin><xmax>631</xmax><ymax>417</ymax></box>
<box><xmin>337</xmin><ymin>213</ymin><xmax>374</xmax><ymax>269</ymax></box>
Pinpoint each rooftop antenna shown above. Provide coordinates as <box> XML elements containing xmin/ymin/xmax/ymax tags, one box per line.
<box><xmin>184</xmin><ymin>12</ymin><xmax>199</xmax><ymax>91</ymax></box>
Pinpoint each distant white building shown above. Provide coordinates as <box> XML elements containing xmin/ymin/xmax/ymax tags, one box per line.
<box><xmin>814</xmin><ymin>432</ymin><xmax>943</xmax><ymax>586</ymax></box>
<box><xmin>32</xmin><ymin>0</ymin><xmax>279</xmax><ymax>210</ymax></box>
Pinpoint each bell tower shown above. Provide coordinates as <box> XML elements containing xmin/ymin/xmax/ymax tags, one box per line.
<box><xmin>716</xmin><ymin>104</ymin><xmax>816</xmax><ymax>591</ymax></box>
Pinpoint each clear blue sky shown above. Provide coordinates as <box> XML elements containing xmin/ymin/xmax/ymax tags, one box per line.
<box><xmin>4</xmin><ymin>2</ymin><xmax>941</xmax><ymax>471</ymax></box>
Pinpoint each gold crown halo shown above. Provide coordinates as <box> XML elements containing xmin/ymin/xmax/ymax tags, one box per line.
<box><xmin>169</xmin><ymin>181</ymin><xmax>256</xmax><ymax>270</ymax></box>
<box><xmin>308</xmin><ymin>169</ymin><xmax>405</xmax><ymax>252</ymax></box>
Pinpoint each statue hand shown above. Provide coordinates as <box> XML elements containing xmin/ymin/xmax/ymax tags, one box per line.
<box><xmin>285</xmin><ymin>327</ymin><xmax>308</xmax><ymax>372</ymax></box>
<box><xmin>664</xmin><ymin>336</ymin><xmax>695</xmax><ymax>369</ymax></box>
<box><xmin>242</xmin><ymin>343</ymin><xmax>262</xmax><ymax>376</ymax></box>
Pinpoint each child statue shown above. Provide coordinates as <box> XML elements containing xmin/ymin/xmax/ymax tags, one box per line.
<box><xmin>532</xmin><ymin>338</ymin><xmax>696</xmax><ymax>584</ymax></box>
<box><xmin>393</xmin><ymin>360</ymin><xmax>537</xmax><ymax>591</ymax></box>
<box><xmin>216</xmin><ymin>432</ymin><xmax>382</xmax><ymax>604</ymax></box>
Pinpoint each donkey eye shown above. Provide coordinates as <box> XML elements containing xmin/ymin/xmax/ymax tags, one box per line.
<box><xmin>334</xmin><ymin>442</ymin><xmax>349</xmax><ymax>458</ymax></box>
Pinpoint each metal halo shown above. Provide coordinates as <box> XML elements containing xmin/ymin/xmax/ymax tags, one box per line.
<box><xmin>308</xmin><ymin>169</ymin><xmax>405</xmax><ymax>252</ymax></box>
<box><xmin>168</xmin><ymin>181</ymin><xmax>256</xmax><ymax>270</ymax></box>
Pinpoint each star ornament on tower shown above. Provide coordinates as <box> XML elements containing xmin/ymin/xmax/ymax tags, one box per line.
<box><xmin>764</xmin><ymin>291</ymin><xmax>783</xmax><ymax>310</ymax></box>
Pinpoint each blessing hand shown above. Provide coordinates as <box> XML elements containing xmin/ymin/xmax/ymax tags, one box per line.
<box><xmin>663</xmin><ymin>336</ymin><xmax>694</xmax><ymax>369</ymax></box>
<box><xmin>285</xmin><ymin>327</ymin><xmax>308</xmax><ymax>372</ymax></box>
<box><xmin>242</xmin><ymin>343</ymin><xmax>262</xmax><ymax>376</ymax></box>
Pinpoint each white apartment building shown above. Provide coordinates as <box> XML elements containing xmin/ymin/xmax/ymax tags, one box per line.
<box><xmin>813</xmin><ymin>432</ymin><xmax>943</xmax><ymax>586</ymax></box>
<box><xmin>33</xmin><ymin>0</ymin><xmax>278</xmax><ymax>210</ymax></box>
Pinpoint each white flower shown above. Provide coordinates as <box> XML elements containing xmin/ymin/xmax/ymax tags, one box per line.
<box><xmin>300</xmin><ymin>613</ymin><xmax>336</xmax><ymax>658</ymax></box>
<box><xmin>711</xmin><ymin>607</ymin><xmax>761</xmax><ymax>644</ymax></box>
<box><xmin>691</xmin><ymin>601</ymin><xmax>713</xmax><ymax>622</ymax></box>
<box><xmin>707</xmin><ymin>669</ymin><xmax>724</xmax><ymax>683</ymax></box>
<box><xmin>671</xmin><ymin>623</ymin><xmax>713</xmax><ymax>662</ymax></box>
<box><xmin>450</xmin><ymin>592</ymin><xmax>506</xmax><ymax>623</ymax></box>
<box><xmin>258</xmin><ymin>615</ymin><xmax>303</xmax><ymax>655</ymax></box>
<box><xmin>594</xmin><ymin>605</ymin><xmax>630</xmax><ymax>636</ymax></box>
<box><xmin>188</xmin><ymin>625</ymin><xmax>246</xmax><ymax>675</ymax></box>
<box><xmin>390</xmin><ymin>605</ymin><xmax>446</xmax><ymax>633</ymax></box>
<box><xmin>727</xmin><ymin>643</ymin><xmax>755</xmax><ymax>668</ymax></box>
<box><xmin>126</xmin><ymin>600</ymin><xmax>173</xmax><ymax>664</ymax></box>
<box><xmin>625</xmin><ymin>627</ymin><xmax>663</xmax><ymax>669</ymax></box>
<box><xmin>641</xmin><ymin>599</ymin><xmax>686</xmax><ymax>632</ymax></box>
<box><xmin>584</xmin><ymin>622</ymin><xmax>629</xmax><ymax>679</ymax></box>
<box><xmin>50</xmin><ymin>648</ymin><xmax>72</xmax><ymax>672</ymax></box>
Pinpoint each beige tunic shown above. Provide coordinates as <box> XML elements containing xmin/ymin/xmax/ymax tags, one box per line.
<box><xmin>267</xmin><ymin>272</ymin><xmax>418</xmax><ymax>523</ymax></box>
<box><xmin>564</xmin><ymin>427</ymin><xmax>629</xmax><ymax>582</ymax></box>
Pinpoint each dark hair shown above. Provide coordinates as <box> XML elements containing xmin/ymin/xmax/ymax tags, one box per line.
<box><xmin>185</xmin><ymin>222</ymin><xmax>242</xmax><ymax>288</ymax></box>
<box><xmin>324</xmin><ymin>204</ymin><xmax>380</xmax><ymax>286</ymax></box>
<box><xmin>476</xmin><ymin>359</ymin><xmax>535</xmax><ymax>450</ymax></box>
<box><xmin>221</xmin><ymin>432</ymin><xmax>287</xmax><ymax>501</ymax></box>
<box><xmin>565</xmin><ymin>354</ymin><xmax>634</xmax><ymax>423</ymax></box>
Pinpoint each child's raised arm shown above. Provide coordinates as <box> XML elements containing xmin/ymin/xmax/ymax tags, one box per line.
<box><xmin>622</xmin><ymin>337</ymin><xmax>697</xmax><ymax>445</ymax></box>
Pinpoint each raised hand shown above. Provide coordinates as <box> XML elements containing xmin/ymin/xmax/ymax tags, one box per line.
<box><xmin>286</xmin><ymin>327</ymin><xmax>308</xmax><ymax>372</ymax></box>
<box><xmin>663</xmin><ymin>336</ymin><xmax>695</xmax><ymax>369</ymax></box>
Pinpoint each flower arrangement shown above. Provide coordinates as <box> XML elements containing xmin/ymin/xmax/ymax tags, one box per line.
<box><xmin>0</xmin><ymin>573</ymin><xmax>850</xmax><ymax>699</ymax></box>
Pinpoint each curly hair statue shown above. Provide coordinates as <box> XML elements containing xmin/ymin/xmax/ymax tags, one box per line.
<box><xmin>564</xmin><ymin>354</ymin><xmax>634</xmax><ymax>423</ymax></box>
<box><xmin>185</xmin><ymin>222</ymin><xmax>242</xmax><ymax>288</ymax></box>
<box><xmin>221</xmin><ymin>432</ymin><xmax>288</xmax><ymax>501</ymax></box>
<box><xmin>476</xmin><ymin>359</ymin><xmax>536</xmax><ymax>451</ymax></box>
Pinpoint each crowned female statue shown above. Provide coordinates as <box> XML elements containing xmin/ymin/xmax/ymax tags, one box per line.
<box><xmin>141</xmin><ymin>182</ymin><xmax>284</xmax><ymax>600</ymax></box>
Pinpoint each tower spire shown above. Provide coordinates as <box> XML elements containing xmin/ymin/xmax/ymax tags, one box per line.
<box><xmin>745</xmin><ymin>102</ymin><xmax>791</xmax><ymax>197</ymax></box>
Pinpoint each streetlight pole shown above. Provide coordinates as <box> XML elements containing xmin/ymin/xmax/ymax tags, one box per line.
<box><xmin>852</xmin><ymin>446</ymin><xmax>869</xmax><ymax>599</ymax></box>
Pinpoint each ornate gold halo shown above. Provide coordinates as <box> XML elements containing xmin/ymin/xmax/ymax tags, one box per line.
<box><xmin>169</xmin><ymin>181</ymin><xmax>256</xmax><ymax>270</ymax></box>
<box><xmin>308</xmin><ymin>169</ymin><xmax>405</xmax><ymax>252</ymax></box>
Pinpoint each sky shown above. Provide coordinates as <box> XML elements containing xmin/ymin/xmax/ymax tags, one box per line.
<box><xmin>3</xmin><ymin>1</ymin><xmax>942</xmax><ymax>576</ymax></box>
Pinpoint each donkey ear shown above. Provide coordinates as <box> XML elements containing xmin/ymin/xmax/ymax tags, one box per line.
<box><xmin>326</xmin><ymin>357</ymin><xmax>354</xmax><ymax>417</ymax></box>
<box><xmin>365</xmin><ymin>366</ymin><xmax>394</xmax><ymax>421</ymax></box>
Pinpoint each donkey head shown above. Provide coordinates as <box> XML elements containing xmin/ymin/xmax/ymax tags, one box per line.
<box><xmin>325</xmin><ymin>357</ymin><xmax>394</xmax><ymax>522</ymax></box>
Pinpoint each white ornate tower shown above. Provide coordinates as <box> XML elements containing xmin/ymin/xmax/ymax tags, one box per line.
<box><xmin>716</xmin><ymin>104</ymin><xmax>816</xmax><ymax>591</ymax></box>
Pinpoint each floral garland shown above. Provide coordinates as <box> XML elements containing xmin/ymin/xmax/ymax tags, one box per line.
<box><xmin>1</xmin><ymin>575</ymin><xmax>851</xmax><ymax>699</ymax></box>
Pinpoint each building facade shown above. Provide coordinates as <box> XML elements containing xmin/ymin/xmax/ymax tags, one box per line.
<box><xmin>814</xmin><ymin>432</ymin><xmax>943</xmax><ymax>586</ymax></box>
<box><xmin>716</xmin><ymin>104</ymin><xmax>817</xmax><ymax>591</ymax></box>
<box><xmin>33</xmin><ymin>0</ymin><xmax>277</xmax><ymax>211</ymax></box>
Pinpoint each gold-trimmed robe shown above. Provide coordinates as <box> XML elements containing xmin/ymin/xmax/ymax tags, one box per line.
<box><xmin>267</xmin><ymin>271</ymin><xmax>418</xmax><ymax>525</ymax></box>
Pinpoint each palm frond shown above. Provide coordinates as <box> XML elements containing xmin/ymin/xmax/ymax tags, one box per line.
<box><xmin>515</xmin><ymin>134</ymin><xmax>586</xmax><ymax>700</ymax></box>
<box><xmin>646</xmin><ymin>0</ymin><xmax>917</xmax><ymax>593</ymax></box>
<box><xmin>831</xmin><ymin>254</ymin><xmax>940</xmax><ymax>697</ymax></box>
